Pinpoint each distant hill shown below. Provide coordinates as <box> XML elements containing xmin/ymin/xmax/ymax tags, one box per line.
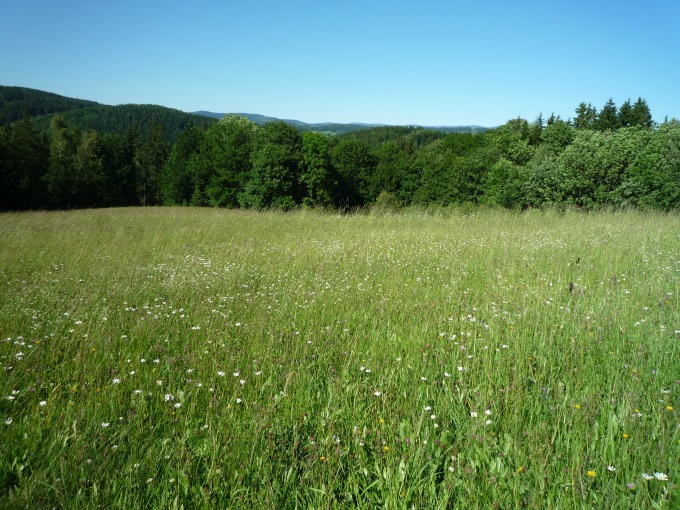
<box><xmin>193</xmin><ymin>111</ymin><xmax>490</xmax><ymax>135</ymax></box>
<box><xmin>1</xmin><ymin>86</ymin><xmax>216</xmax><ymax>142</ymax></box>
<box><xmin>0</xmin><ymin>85</ymin><xmax>99</xmax><ymax>123</ymax></box>
<box><xmin>0</xmin><ymin>86</ymin><xmax>490</xmax><ymax>141</ymax></box>
<box><xmin>193</xmin><ymin>111</ymin><xmax>385</xmax><ymax>135</ymax></box>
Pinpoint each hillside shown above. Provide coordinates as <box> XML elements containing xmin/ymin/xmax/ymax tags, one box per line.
<box><xmin>0</xmin><ymin>85</ymin><xmax>99</xmax><ymax>123</ymax></box>
<box><xmin>30</xmin><ymin>103</ymin><xmax>217</xmax><ymax>143</ymax></box>
<box><xmin>1</xmin><ymin>86</ymin><xmax>489</xmax><ymax>139</ymax></box>
<box><xmin>1</xmin><ymin>86</ymin><xmax>217</xmax><ymax>143</ymax></box>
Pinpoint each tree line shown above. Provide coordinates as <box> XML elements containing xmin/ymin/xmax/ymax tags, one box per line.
<box><xmin>1</xmin><ymin>97</ymin><xmax>679</xmax><ymax>212</ymax></box>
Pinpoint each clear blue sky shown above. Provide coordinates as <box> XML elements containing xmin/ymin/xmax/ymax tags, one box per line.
<box><xmin>2</xmin><ymin>0</ymin><xmax>679</xmax><ymax>126</ymax></box>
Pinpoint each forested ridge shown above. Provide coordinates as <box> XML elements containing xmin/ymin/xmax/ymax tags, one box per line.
<box><xmin>0</xmin><ymin>87</ymin><xmax>481</xmax><ymax>140</ymax></box>
<box><xmin>28</xmin><ymin>104</ymin><xmax>217</xmax><ymax>144</ymax></box>
<box><xmin>0</xmin><ymin>86</ymin><xmax>99</xmax><ymax>124</ymax></box>
<box><xmin>194</xmin><ymin>111</ymin><xmax>488</xmax><ymax>136</ymax></box>
<box><xmin>1</xmin><ymin>88</ymin><xmax>678</xmax><ymax>211</ymax></box>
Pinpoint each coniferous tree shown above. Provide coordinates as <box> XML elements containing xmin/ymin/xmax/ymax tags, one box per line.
<box><xmin>73</xmin><ymin>130</ymin><xmax>105</xmax><ymax>206</ymax></box>
<box><xmin>0</xmin><ymin>115</ymin><xmax>49</xmax><ymax>210</ymax></box>
<box><xmin>618</xmin><ymin>99</ymin><xmax>634</xmax><ymax>128</ymax></box>
<box><xmin>45</xmin><ymin>115</ymin><xmax>80</xmax><ymax>208</ymax></box>
<box><xmin>98</xmin><ymin>133</ymin><xmax>125</xmax><ymax>206</ymax></box>
<box><xmin>631</xmin><ymin>97</ymin><xmax>653</xmax><ymax>128</ymax></box>
<box><xmin>574</xmin><ymin>102</ymin><xmax>597</xmax><ymax>129</ymax></box>
<box><xmin>43</xmin><ymin>115</ymin><xmax>107</xmax><ymax>208</ymax></box>
<box><xmin>596</xmin><ymin>98</ymin><xmax>618</xmax><ymax>131</ymax></box>
<box><xmin>161</xmin><ymin>126</ymin><xmax>204</xmax><ymax>205</ymax></box>
<box><xmin>135</xmin><ymin>120</ymin><xmax>169</xmax><ymax>206</ymax></box>
<box><xmin>119</xmin><ymin>125</ymin><xmax>141</xmax><ymax>205</ymax></box>
<box><xmin>529</xmin><ymin>113</ymin><xmax>544</xmax><ymax>145</ymax></box>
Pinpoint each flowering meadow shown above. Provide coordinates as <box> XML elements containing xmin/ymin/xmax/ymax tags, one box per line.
<box><xmin>0</xmin><ymin>207</ymin><xmax>678</xmax><ymax>508</ymax></box>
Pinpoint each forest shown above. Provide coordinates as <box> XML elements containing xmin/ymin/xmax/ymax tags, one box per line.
<box><xmin>1</xmin><ymin>90</ymin><xmax>679</xmax><ymax>212</ymax></box>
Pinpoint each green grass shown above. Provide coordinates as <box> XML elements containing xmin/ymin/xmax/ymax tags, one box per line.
<box><xmin>0</xmin><ymin>207</ymin><xmax>678</xmax><ymax>509</ymax></box>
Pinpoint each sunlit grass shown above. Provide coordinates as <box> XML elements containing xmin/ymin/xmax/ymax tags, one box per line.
<box><xmin>0</xmin><ymin>206</ymin><xmax>678</xmax><ymax>508</ymax></box>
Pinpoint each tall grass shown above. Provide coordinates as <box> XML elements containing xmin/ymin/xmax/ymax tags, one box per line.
<box><xmin>0</xmin><ymin>207</ymin><xmax>678</xmax><ymax>508</ymax></box>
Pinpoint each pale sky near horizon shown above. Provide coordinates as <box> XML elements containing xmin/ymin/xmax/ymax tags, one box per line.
<box><xmin>2</xmin><ymin>0</ymin><xmax>679</xmax><ymax>127</ymax></box>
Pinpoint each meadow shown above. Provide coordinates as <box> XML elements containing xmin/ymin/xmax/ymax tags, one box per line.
<box><xmin>0</xmin><ymin>206</ymin><xmax>678</xmax><ymax>509</ymax></box>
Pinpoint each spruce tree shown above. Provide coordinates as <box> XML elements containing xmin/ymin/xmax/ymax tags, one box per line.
<box><xmin>574</xmin><ymin>102</ymin><xmax>597</xmax><ymax>129</ymax></box>
<box><xmin>631</xmin><ymin>97</ymin><xmax>653</xmax><ymax>127</ymax></box>
<box><xmin>618</xmin><ymin>99</ymin><xmax>633</xmax><ymax>128</ymax></box>
<box><xmin>596</xmin><ymin>98</ymin><xmax>618</xmax><ymax>131</ymax></box>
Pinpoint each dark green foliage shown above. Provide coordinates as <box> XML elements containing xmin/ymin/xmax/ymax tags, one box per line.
<box><xmin>43</xmin><ymin>116</ymin><xmax>110</xmax><ymax>208</ymax></box>
<box><xmin>441</xmin><ymin>131</ymin><xmax>487</xmax><ymax>156</ymax></box>
<box><xmin>541</xmin><ymin>119</ymin><xmax>575</xmax><ymax>154</ymax></box>
<box><xmin>330</xmin><ymin>138</ymin><xmax>376</xmax><ymax>206</ymax></box>
<box><xmin>529</xmin><ymin>113</ymin><xmax>544</xmax><ymax>146</ymax></box>
<box><xmin>517</xmin><ymin>148</ymin><xmax>566</xmax><ymax>208</ymax></box>
<box><xmin>31</xmin><ymin>104</ymin><xmax>215</xmax><ymax>144</ymax></box>
<box><xmin>239</xmin><ymin>144</ymin><xmax>297</xmax><ymax>209</ymax></box>
<box><xmin>0</xmin><ymin>116</ymin><xmax>48</xmax><ymax>210</ymax></box>
<box><xmin>371</xmin><ymin>141</ymin><xmax>416</xmax><ymax>205</ymax></box>
<box><xmin>574</xmin><ymin>102</ymin><xmax>597</xmax><ymax>130</ymax></box>
<box><xmin>491</xmin><ymin>118</ymin><xmax>534</xmax><ymax>165</ymax></box>
<box><xmin>135</xmin><ymin>121</ymin><xmax>169</xmax><ymax>206</ymax></box>
<box><xmin>194</xmin><ymin>112</ymin><xmax>488</xmax><ymax>136</ymax></box>
<box><xmin>44</xmin><ymin>115</ymin><xmax>82</xmax><ymax>208</ymax></box>
<box><xmin>161</xmin><ymin>126</ymin><xmax>205</xmax><ymax>205</ymax></box>
<box><xmin>631</xmin><ymin>97</ymin><xmax>653</xmax><ymax>128</ymax></box>
<box><xmin>237</xmin><ymin>121</ymin><xmax>302</xmax><ymax>209</ymax></box>
<box><xmin>0</xmin><ymin>86</ymin><xmax>98</xmax><ymax>124</ymax></box>
<box><xmin>300</xmin><ymin>132</ymin><xmax>335</xmax><ymax>207</ymax></box>
<box><xmin>483</xmin><ymin>157</ymin><xmax>524</xmax><ymax>208</ymax></box>
<box><xmin>340</xmin><ymin>125</ymin><xmax>420</xmax><ymax>146</ymax></box>
<box><xmin>618</xmin><ymin>99</ymin><xmax>634</xmax><ymax>128</ymax></box>
<box><xmin>3</xmin><ymin>86</ymin><xmax>215</xmax><ymax>144</ymax></box>
<box><xmin>98</xmin><ymin>126</ymin><xmax>140</xmax><ymax>206</ymax></box>
<box><xmin>596</xmin><ymin>98</ymin><xmax>618</xmax><ymax>131</ymax></box>
<box><xmin>2</xmin><ymin>94</ymin><xmax>678</xmax><ymax>212</ymax></box>
<box><xmin>617</xmin><ymin>98</ymin><xmax>653</xmax><ymax>130</ymax></box>
<box><xmin>617</xmin><ymin>120</ymin><xmax>680</xmax><ymax>210</ymax></box>
<box><xmin>191</xmin><ymin>115</ymin><xmax>258</xmax><ymax>208</ymax></box>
